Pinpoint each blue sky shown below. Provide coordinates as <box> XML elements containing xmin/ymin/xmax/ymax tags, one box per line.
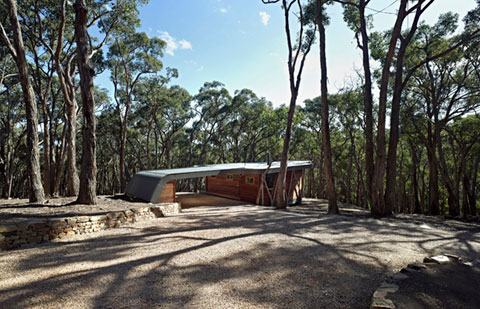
<box><xmin>96</xmin><ymin>0</ymin><xmax>478</xmax><ymax>107</ymax></box>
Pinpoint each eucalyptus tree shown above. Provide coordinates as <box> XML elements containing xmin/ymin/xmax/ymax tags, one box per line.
<box><xmin>75</xmin><ymin>0</ymin><xmax>150</xmax><ymax>203</ymax></box>
<box><xmin>301</xmin><ymin>97</ymin><xmax>325</xmax><ymax>199</ymax></box>
<box><xmin>334</xmin><ymin>0</ymin><xmax>374</xmax><ymax>206</ymax></box>
<box><xmin>227</xmin><ymin>89</ymin><xmax>282</xmax><ymax>163</ymax></box>
<box><xmin>395</xmin><ymin>7</ymin><xmax>480</xmax><ymax>216</ymax></box>
<box><xmin>312</xmin><ymin>0</ymin><xmax>338</xmax><ymax>213</ymax></box>
<box><xmin>155</xmin><ymin>85</ymin><xmax>192</xmax><ymax>169</ymax></box>
<box><xmin>0</xmin><ymin>64</ymin><xmax>26</xmax><ymax>199</ymax></box>
<box><xmin>96</xmin><ymin>102</ymin><xmax>120</xmax><ymax>194</ymax></box>
<box><xmin>262</xmin><ymin>0</ymin><xmax>316</xmax><ymax>209</ymax></box>
<box><xmin>289</xmin><ymin>107</ymin><xmax>320</xmax><ymax>198</ymax></box>
<box><xmin>132</xmin><ymin>69</ymin><xmax>183</xmax><ymax>170</ymax></box>
<box><xmin>446</xmin><ymin>116</ymin><xmax>480</xmax><ymax>217</ymax></box>
<box><xmin>0</xmin><ymin>0</ymin><xmax>45</xmax><ymax>202</ymax></box>
<box><xmin>133</xmin><ymin>79</ymin><xmax>192</xmax><ymax>170</ymax></box>
<box><xmin>189</xmin><ymin>81</ymin><xmax>232</xmax><ymax>166</ymax></box>
<box><xmin>329</xmin><ymin>89</ymin><xmax>364</xmax><ymax>205</ymax></box>
<box><xmin>19</xmin><ymin>0</ymin><xmax>58</xmax><ymax>196</ymax></box>
<box><xmin>108</xmin><ymin>31</ymin><xmax>166</xmax><ymax>192</ymax></box>
<box><xmin>20</xmin><ymin>0</ymin><xmax>81</xmax><ymax>197</ymax></box>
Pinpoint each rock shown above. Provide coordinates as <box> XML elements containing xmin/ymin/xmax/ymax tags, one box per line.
<box><xmin>392</xmin><ymin>272</ymin><xmax>409</xmax><ymax>280</ymax></box>
<box><xmin>106</xmin><ymin>212</ymin><xmax>119</xmax><ymax>220</ymax></box>
<box><xmin>27</xmin><ymin>236</ymin><xmax>42</xmax><ymax>243</ymax></box>
<box><xmin>89</xmin><ymin>215</ymin><xmax>107</xmax><ymax>222</ymax></box>
<box><xmin>150</xmin><ymin>207</ymin><xmax>164</xmax><ymax>217</ymax></box>
<box><xmin>16</xmin><ymin>223</ymin><xmax>30</xmax><ymax>231</ymax></box>
<box><xmin>48</xmin><ymin>218</ymin><xmax>67</xmax><ymax>227</ymax></box>
<box><xmin>407</xmin><ymin>263</ymin><xmax>427</xmax><ymax>270</ymax></box>
<box><xmin>401</xmin><ymin>267</ymin><xmax>418</xmax><ymax>273</ymax></box>
<box><xmin>13</xmin><ymin>238</ymin><xmax>27</xmax><ymax>245</ymax></box>
<box><xmin>76</xmin><ymin>216</ymin><xmax>89</xmax><ymax>223</ymax></box>
<box><xmin>444</xmin><ymin>254</ymin><xmax>462</xmax><ymax>261</ymax></box>
<box><xmin>373</xmin><ymin>290</ymin><xmax>388</xmax><ymax>299</ymax></box>
<box><xmin>371</xmin><ymin>297</ymin><xmax>396</xmax><ymax>309</ymax></box>
<box><xmin>378</xmin><ymin>283</ymin><xmax>399</xmax><ymax>293</ymax></box>
<box><xmin>424</xmin><ymin>255</ymin><xmax>450</xmax><ymax>264</ymax></box>
<box><xmin>0</xmin><ymin>225</ymin><xmax>17</xmax><ymax>233</ymax></box>
<box><xmin>66</xmin><ymin>218</ymin><xmax>77</xmax><ymax>225</ymax></box>
<box><xmin>30</xmin><ymin>222</ymin><xmax>48</xmax><ymax>229</ymax></box>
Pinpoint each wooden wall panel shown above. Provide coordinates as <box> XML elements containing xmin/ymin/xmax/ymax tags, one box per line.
<box><xmin>286</xmin><ymin>170</ymin><xmax>304</xmax><ymax>203</ymax></box>
<box><xmin>239</xmin><ymin>174</ymin><xmax>261</xmax><ymax>204</ymax></box>
<box><xmin>158</xmin><ymin>180</ymin><xmax>176</xmax><ymax>203</ymax></box>
<box><xmin>206</xmin><ymin>174</ymin><xmax>240</xmax><ymax>199</ymax></box>
<box><xmin>204</xmin><ymin>170</ymin><xmax>305</xmax><ymax>205</ymax></box>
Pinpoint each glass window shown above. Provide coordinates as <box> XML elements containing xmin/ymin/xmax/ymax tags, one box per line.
<box><xmin>246</xmin><ymin>177</ymin><xmax>255</xmax><ymax>184</ymax></box>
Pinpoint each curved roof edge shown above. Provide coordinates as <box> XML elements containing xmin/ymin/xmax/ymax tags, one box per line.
<box><xmin>125</xmin><ymin>161</ymin><xmax>313</xmax><ymax>203</ymax></box>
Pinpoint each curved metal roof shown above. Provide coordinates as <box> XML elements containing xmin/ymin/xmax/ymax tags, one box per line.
<box><xmin>126</xmin><ymin>161</ymin><xmax>313</xmax><ymax>203</ymax></box>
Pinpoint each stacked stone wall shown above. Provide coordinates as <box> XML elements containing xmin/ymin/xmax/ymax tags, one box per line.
<box><xmin>0</xmin><ymin>203</ymin><xmax>180</xmax><ymax>251</ymax></box>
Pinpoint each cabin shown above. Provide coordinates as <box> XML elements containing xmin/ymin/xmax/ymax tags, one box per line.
<box><xmin>125</xmin><ymin>161</ymin><xmax>312</xmax><ymax>206</ymax></box>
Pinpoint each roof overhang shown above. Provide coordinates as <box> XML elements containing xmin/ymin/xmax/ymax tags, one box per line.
<box><xmin>126</xmin><ymin>161</ymin><xmax>313</xmax><ymax>203</ymax></box>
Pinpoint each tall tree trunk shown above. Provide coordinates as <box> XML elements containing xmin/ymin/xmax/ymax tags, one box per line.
<box><xmin>384</xmin><ymin>54</ymin><xmax>405</xmax><ymax>215</ymax></box>
<box><xmin>469</xmin><ymin>155</ymin><xmax>479</xmax><ymax>216</ymax></box>
<box><xmin>65</xmin><ymin>97</ymin><xmax>79</xmax><ymax>196</ymax></box>
<box><xmin>358</xmin><ymin>0</ymin><xmax>375</xmax><ymax>208</ymax></box>
<box><xmin>53</xmin><ymin>122</ymin><xmax>67</xmax><ymax>196</ymax></box>
<box><xmin>385</xmin><ymin>3</ymin><xmax>426</xmax><ymax>215</ymax></box>
<box><xmin>274</xmin><ymin>0</ymin><xmax>313</xmax><ymax>209</ymax></box>
<box><xmin>41</xmin><ymin>100</ymin><xmax>51</xmax><ymax>196</ymax></box>
<box><xmin>317</xmin><ymin>157</ymin><xmax>324</xmax><ymax>199</ymax></box>
<box><xmin>3</xmin><ymin>0</ymin><xmax>45</xmax><ymax>203</ymax></box>
<box><xmin>74</xmin><ymin>0</ymin><xmax>97</xmax><ymax>205</ymax></box>
<box><xmin>461</xmin><ymin>159</ymin><xmax>470</xmax><ymax>218</ymax></box>
<box><xmin>436</xmin><ymin>122</ymin><xmax>459</xmax><ymax>217</ymax></box>
<box><xmin>346</xmin><ymin>130</ymin><xmax>355</xmax><ymax>205</ymax></box>
<box><xmin>307</xmin><ymin>166</ymin><xmax>313</xmax><ymax>198</ymax></box>
<box><xmin>317</xmin><ymin>0</ymin><xmax>338</xmax><ymax>214</ymax></box>
<box><xmin>410</xmin><ymin>141</ymin><xmax>422</xmax><ymax>214</ymax></box>
<box><xmin>119</xmin><ymin>124</ymin><xmax>127</xmax><ymax>192</ymax></box>
<box><xmin>427</xmin><ymin>149</ymin><xmax>440</xmax><ymax>215</ymax></box>
<box><xmin>54</xmin><ymin>0</ymin><xmax>79</xmax><ymax>197</ymax></box>
<box><xmin>371</xmin><ymin>0</ymin><xmax>408</xmax><ymax>216</ymax></box>
<box><xmin>276</xmin><ymin>95</ymin><xmax>296</xmax><ymax>208</ymax></box>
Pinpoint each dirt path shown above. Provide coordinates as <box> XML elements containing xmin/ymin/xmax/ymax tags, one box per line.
<box><xmin>0</xmin><ymin>200</ymin><xmax>479</xmax><ymax>308</ymax></box>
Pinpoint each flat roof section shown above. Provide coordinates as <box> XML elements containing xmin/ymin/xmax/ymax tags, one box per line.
<box><xmin>126</xmin><ymin>161</ymin><xmax>313</xmax><ymax>203</ymax></box>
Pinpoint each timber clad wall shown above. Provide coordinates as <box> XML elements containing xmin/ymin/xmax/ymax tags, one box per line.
<box><xmin>206</xmin><ymin>174</ymin><xmax>240</xmax><ymax>199</ymax></box>
<box><xmin>239</xmin><ymin>174</ymin><xmax>261</xmax><ymax>204</ymax></box>
<box><xmin>203</xmin><ymin>170</ymin><xmax>304</xmax><ymax>205</ymax></box>
<box><xmin>158</xmin><ymin>180</ymin><xmax>176</xmax><ymax>203</ymax></box>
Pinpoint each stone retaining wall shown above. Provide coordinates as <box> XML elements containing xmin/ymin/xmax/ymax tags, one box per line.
<box><xmin>0</xmin><ymin>203</ymin><xmax>180</xmax><ymax>251</ymax></box>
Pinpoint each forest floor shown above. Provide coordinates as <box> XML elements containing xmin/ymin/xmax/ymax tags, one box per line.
<box><xmin>0</xmin><ymin>196</ymin><xmax>479</xmax><ymax>308</ymax></box>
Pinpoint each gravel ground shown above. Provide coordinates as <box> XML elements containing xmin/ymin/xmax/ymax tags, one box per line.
<box><xmin>0</xmin><ymin>199</ymin><xmax>479</xmax><ymax>308</ymax></box>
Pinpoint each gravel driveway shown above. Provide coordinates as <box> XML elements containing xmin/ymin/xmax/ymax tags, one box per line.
<box><xmin>0</xmin><ymin>200</ymin><xmax>479</xmax><ymax>308</ymax></box>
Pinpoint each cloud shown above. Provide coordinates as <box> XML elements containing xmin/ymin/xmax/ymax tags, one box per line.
<box><xmin>157</xmin><ymin>31</ymin><xmax>192</xmax><ymax>56</ymax></box>
<box><xmin>269</xmin><ymin>52</ymin><xmax>279</xmax><ymax>57</ymax></box>
<box><xmin>184</xmin><ymin>60</ymin><xmax>205</xmax><ymax>72</ymax></box>
<box><xmin>220</xmin><ymin>8</ymin><xmax>228</xmax><ymax>14</ymax></box>
<box><xmin>259</xmin><ymin>12</ymin><xmax>270</xmax><ymax>25</ymax></box>
<box><xmin>179</xmin><ymin>40</ymin><xmax>192</xmax><ymax>50</ymax></box>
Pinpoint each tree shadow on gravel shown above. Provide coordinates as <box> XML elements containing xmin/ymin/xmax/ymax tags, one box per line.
<box><xmin>0</xmin><ymin>203</ymin><xmax>479</xmax><ymax>308</ymax></box>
